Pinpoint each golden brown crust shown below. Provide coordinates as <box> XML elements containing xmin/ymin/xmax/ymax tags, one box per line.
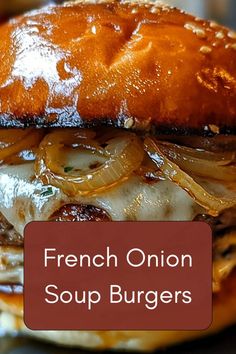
<box><xmin>0</xmin><ymin>1</ymin><xmax>235</xmax><ymax>133</ymax></box>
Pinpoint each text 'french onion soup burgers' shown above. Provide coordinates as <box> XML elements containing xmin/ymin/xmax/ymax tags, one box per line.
<box><xmin>0</xmin><ymin>0</ymin><xmax>236</xmax><ymax>350</ymax></box>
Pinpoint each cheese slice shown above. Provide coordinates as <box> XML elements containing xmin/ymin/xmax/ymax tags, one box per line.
<box><xmin>0</xmin><ymin>162</ymin><xmax>203</xmax><ymax>236</ymax></box>
<box><xmin>0</xmin><ymin>161</ymin><xmax>235</xmax><ymax>291</ymax></box>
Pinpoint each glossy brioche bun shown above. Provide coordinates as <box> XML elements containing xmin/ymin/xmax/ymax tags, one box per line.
<box><xmin>0</xmin><ymin>270</ymin><xmax>236</xmax><ymax>350</ymax></box>
<box><xmin>0</xmin><ymin>0</ymin><xmax>235</xmax><ymax>133</ymax></box>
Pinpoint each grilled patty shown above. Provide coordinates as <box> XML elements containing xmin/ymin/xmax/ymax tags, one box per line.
<box><xmin>0</xmin><ymin>206</ymin><xmax>235</xmax><ymax>296</ymax></box>
<box><xmin>1</xmin><ymin>206</ymin><xmax>235</xmax><ymax>247</ymax></box>
<box><xmin>0</xmin><ymin>213</ymin><xmax>23</xmax><ymax>246</ymax></box>
<box><xmin>0</xmin><ymin>204</ymin><xmax>111</xmax><ymax>246</ymax></box>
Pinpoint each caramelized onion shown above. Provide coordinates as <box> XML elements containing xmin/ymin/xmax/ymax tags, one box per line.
<box><xmin>35</xmin><ymin>129</ymin><xmax>144</xmax><ymax>196</ymax></box>
<box><xmin>144</xmin><ymin>137</ymin><xmax>236</xmax><ymax>216</ymax></box>
<box><xmin>5</xmin><ymin>148</ymin><xmax>38</xmax><ymax>165</ymax></box>
<box><xmin>158</xmin><ymin>141</ymin><xmax>236</xmax><ymax>181</ymax></box>
<box><xmin>163</xmin><ymin>135</ymin><xmax>236</xmax><ymax>152</ymax></box>
<box><xmin>0</xmin><ymin>129</ymin><xmax>44</xmax><ymax>162</ymax></box>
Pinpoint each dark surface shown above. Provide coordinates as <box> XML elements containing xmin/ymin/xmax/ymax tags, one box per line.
<box><xmin>0</xmin><ymin>326</ymin><xmax>236</xmax><ymax>354</ymax></box>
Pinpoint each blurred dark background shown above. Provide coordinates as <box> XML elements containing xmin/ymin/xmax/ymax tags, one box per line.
<box><xmin>164</xmin><ymin>0</ymin><xmax>236</xmax><ymax>28</ymax></box>
<box><xmin>0</xmin><ymin>0</ymin><xmax>235</xmax><ymax>29</ymax></box>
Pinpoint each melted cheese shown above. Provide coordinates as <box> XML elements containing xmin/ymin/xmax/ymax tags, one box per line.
<box><xmin>0</xmin><ymin>162</ymin><xmax>203</xmax><ymax>236</ymax></box>
<box><xmin>0</xmin><ymin>162</ymin><xmax>235</xmax><ymax>291</ymax></box>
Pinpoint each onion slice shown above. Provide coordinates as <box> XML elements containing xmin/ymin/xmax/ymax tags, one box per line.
<box><xmin>0</xmin><ymin>129</ymin><xmax>44</xmax><ymax>162</ymax></box>
<box><xmin>35</xmin><ymin>129</ymin><xmax>144</xmax><ymax>196</ymax></box>
<box><xmin>144</xmin><ymin>137</ymin><xmax>236</xmax><ymax>216</ymax></box>
<box><xmin>157</xmin><ymin>141</ymin><xmax>236</xmax><ymax>182</ymax></box>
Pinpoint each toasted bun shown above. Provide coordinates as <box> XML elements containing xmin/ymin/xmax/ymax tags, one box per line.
<box><xmin>0</xmin><ymin>0</ymin><xmax>235</xmax><ymax>133</ymax></box>
<box><xmin>1</xmin><ymin>270</ymin><xmax>236</xmax><ymax>350</ymax></box>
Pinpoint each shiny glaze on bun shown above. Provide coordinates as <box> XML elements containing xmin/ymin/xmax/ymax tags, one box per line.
<box><xmin>0</xmin><ymin>0</ymin><xmax>236</xmax><ymax>133</ymax></box>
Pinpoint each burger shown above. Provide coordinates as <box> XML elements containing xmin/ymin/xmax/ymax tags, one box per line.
<box><xmin>0</xmin><ymin>0</ymin><xmax>236</xmax><ymax>350</ymax></box>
